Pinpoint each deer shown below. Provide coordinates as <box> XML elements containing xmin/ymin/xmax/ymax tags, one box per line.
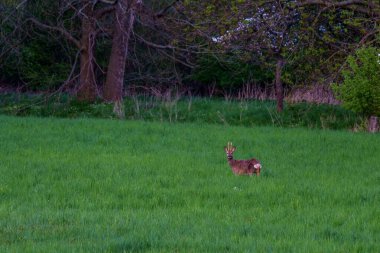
<box><xmin>224</xmin><ymin>142</ymin><xmax>261</xmax><ymax>176</ymax></box>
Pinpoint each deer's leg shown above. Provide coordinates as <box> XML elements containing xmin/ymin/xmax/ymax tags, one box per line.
<box><xmin>255</xmin><ymin>169</ymin><xmax>260</xmax><ymax>176</ymax></box>
<box><xmin>248</xmin><ymin>164</ymin><xmax>255</xmax><ymax>176</ymax></box>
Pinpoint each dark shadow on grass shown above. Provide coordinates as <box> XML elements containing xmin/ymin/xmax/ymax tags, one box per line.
<box><xmin>261</xmin><ymin>168</ymin><xmax>275</xmax><ymax>178</ymax></box>
<box><xmin>108</xmin><ymin>240</ymin><xmax>152</xmax><ymax>253</ymax></box>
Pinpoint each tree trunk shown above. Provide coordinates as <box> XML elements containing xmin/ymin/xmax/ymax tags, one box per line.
<box><xmin>275</xmin><ymin>57</ymin><xmax>285</xmax><ymax>112</ymax></box>
<box><xmin>103</xmin><ymin>0</ymin><xmax>139</xmax><ymax>102</ymax></box>
<box><xmin>77</xmin><ymin>3</ymin><xmax>97</xmax><ymax>102</ymax></box>
<box><xmin>368</xmin><ymin>116</ymin><xmax>379</xmax><ymax>133</ymax></box>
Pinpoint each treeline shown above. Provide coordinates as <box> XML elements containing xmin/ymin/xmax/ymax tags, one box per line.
<box><xmin>0</xmin><ymin>0</ymin><xmax>379</xmax><ymax>110</ymax></box>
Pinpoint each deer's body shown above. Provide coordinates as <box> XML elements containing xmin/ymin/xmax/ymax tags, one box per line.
<box><xmin>225</xmin><ymin>142</ymin><xmax>261</xmax><ymax>176</ymax></box>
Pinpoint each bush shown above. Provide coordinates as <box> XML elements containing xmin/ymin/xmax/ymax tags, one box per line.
<box><xmin>332</xmin><ymin>46</ymin><xmax>380</xmax><ymax>117</ymax></box>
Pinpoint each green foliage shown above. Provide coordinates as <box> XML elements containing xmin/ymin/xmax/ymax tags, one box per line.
<box><xmin>1</xmin><ymin>115</ymin><xmax>379</xmax><ymax>252</ymax></box>
<box><xmin>1</xmin><ymin>0</ymin><xmax>18</xmax><ymax>6</ymax></box>
<box><xmin>1</xmin><ymin>3</ymin><xmax>72</xmax><ymax>88</ymax></box>
<box><xmin>284</xmin><ymin>47</ymin><xmax>333</xmax><ymax>86</ymax></box>
<box><xmin>191</xmin><ymin>55</ymin><xmax>273</xmax><ymax>88</ymax></box>
<box><xmin>1</xmin><ymin>0</ymin><xmax>73</xmax><ymax>89</ymax></box>
<box><xmin>19</xmin><ymin>39</ymin><xmax>71</xmax><ymax>90</ymax></box>
<box><xmin>332</xmin><ymin>47</ymin><xmax>380</xmax><ymax>117</ymax></box>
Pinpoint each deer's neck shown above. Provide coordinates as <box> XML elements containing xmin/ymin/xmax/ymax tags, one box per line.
<box><xmin>228</xmin><ymin>156</ymin><xmax>243</xmax><ymax>174</ymax></box>
<box><xmin>227</xmin><ymin>156</ymin><xmax>235</xmax><ymax>165</ymax></box>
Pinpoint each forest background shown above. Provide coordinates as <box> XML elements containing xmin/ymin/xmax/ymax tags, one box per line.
<box><xmin>0</xmin><ymin>0</ymin><xmax>379</xmax><ymax>130</ymax></box>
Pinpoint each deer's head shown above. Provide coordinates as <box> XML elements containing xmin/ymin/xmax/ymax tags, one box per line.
<box><xmin>224</xmin><ymin>142</ymin><xmax>236</xmax><ymax>160</ymax></box>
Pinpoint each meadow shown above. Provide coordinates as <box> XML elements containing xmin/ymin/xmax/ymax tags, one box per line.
<box><xmin>1</xmin><ymin>115</ymin><xmax>379</xmax><ymax>252</ymax></box>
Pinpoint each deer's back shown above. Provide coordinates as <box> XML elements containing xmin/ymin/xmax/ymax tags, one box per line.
<box><xmin>229</xmin><ymin>159</ymin><xmax>260</xmax><ymax>175</ymax></box>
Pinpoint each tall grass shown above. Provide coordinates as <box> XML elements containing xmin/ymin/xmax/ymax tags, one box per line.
<box><xmin>1</xmin><ymin>115</ymin><xmax>379</xmax><ymax>252</ymax></box>
<box><xmin>0</xmin><ymin>93</ymin><xmax>362</xmax><ymax>130</ymax></box>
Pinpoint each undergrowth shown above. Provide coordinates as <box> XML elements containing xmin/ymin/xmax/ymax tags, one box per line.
<box><xmin>0</xmin><ymin>93</ymin><xmax>362</xmax><ymax>130</ymax></box>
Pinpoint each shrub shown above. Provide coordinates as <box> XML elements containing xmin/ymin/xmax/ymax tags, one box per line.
<box><xmin>332</xmin><ymin>46</ymin><xmax>380</xmax><ymax>117</ymax></box>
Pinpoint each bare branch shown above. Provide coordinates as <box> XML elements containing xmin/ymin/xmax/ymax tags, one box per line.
<box><xmin>135</xmin><ymin>33</ymin><xmax>204</xmax><ymax>55</ymax></box>
<box><xmin>159</xmin><ymin>49</ymin><xmax>196</xmax><ymax>69</ymax></box>
<box><xmin>16</xmin><ymin>0</ymin><xmax>29</xmax><ymax>10</ymax></box>
<box><xmin>95</xmin><ymin>5</ymin><xmax>115</xmax><ymax>18</ymax></box>
<box><xmin>27</xmin><ymin>18</ymin><xmax>81</xmax><ymax>49</ymax></box>
<box><xmin>97</xmin><ymin>0</ymin><xmax>117</xmax><ymax>4</ymax></box>
<box><xmin>156</xmin><ymin>0</ymin><xmax>181</xmax><ymax>18</ymax></box>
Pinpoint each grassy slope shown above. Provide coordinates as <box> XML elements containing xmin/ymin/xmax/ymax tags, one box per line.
<box><xmin>0</xmin><ymin>115</ymin><xmax>379</xmax><ymax>252</ymax></box>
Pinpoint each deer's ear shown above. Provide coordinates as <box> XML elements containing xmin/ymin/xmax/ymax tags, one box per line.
<box><xmin>232</xmin><ymin>147</ymin><xmax>236</xmax><ymax>152</ymax></box>
<box><xmin>224</xmin><ymin>146</ymin><xmax>228</xmax><ymax>152</ymax></box>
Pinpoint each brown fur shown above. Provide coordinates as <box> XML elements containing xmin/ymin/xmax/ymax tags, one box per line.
<box><xmin>224</xmin><ymin>142</ymin><xmax>261</xmax><ymax>176</ymax></box>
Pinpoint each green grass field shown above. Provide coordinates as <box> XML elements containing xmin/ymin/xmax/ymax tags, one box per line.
<box><xmin>1</xmin><ymin>115</ymin><xmax>379</xmax><ymax>252</ymax></box>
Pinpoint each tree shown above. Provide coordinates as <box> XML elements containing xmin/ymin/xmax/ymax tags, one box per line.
<box><xmin>1</xmin><ymin>0</ymin><xmax>140</xmax><ymax>103</ymax></box>
<box><xmin>2</xmin><ymin>1</ymin><xmax>195</xmax><ymax>103</ymax></box>
<box><xmin>184</xmin><ymin>1</ymin><xmax>302</xmax><ymax>111</ymax></box>
<box><xmin>295</xmin><ymin>0</ymin><xmax>380</xmax><ymax>80</ymax></box>
<box><xmin>26</xmin><ymin>0</ymin><xmax>114</xmax><ymax>101</ymax></box>
<box><xmin>103</xmin><ymin>0</ymin><xmax>141</xmax><ymax>103</ymax></box>
<box><xmin>183</xmin><ymin>0</ymin><xmax>379</xmax><ymax>111</ymax></box>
